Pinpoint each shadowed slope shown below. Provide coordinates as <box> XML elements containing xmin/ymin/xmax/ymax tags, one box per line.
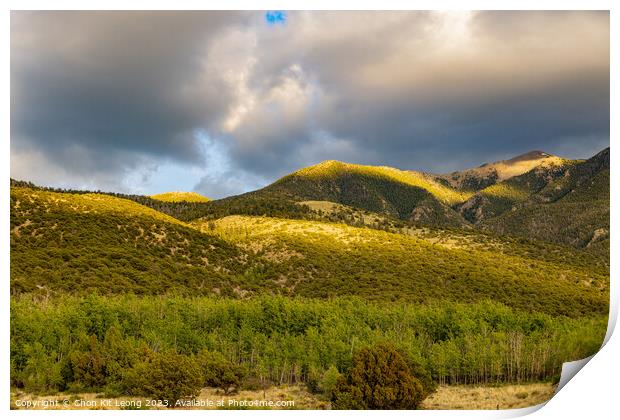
<box><xmin>480</xmin><ymin>148</ymin><xmax>609</xmax><ymax>252</ymax></box>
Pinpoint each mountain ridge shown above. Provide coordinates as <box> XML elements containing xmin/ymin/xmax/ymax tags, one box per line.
<box><xmin>435</xmin><ymin>150</ymin><xmax>568</xmax><ymax>191</ymax></box>
<box><xmin>11</xmin><ymin>147</ymin><xmax>609</xmax><ymax>252</ymax></box>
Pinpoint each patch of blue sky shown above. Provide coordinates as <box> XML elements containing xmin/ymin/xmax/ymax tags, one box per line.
<box><xmin>265</xmin><ymin>11</ymin><xmax>287</xmax><ymax>25</ymax></box>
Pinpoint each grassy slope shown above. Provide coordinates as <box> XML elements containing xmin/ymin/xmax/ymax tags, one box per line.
<box><xmin>9</xmin><ymin>383</ymin><xmax>555</xmax><ymax>410</ymax></box>
<box><xmin>10</xmin><ymin>187</ymin><xmax>254</xmax><ymax>296</ymax></box>
<box><xmin>421</xmin><ymin>383</ymin><xmax>555</xmax><ymax>410</ymax></box>
<box><xmin>194</xmin><ymin>215</ymin><xmax>608</xmax><ymax>317</ymax></box>
<box><xmin>150</xmin><ymin>191</ymin><xmax>211</xmax><ymax>203</ymax></box>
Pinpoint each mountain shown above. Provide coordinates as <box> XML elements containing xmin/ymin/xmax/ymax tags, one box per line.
<box><xmin>435</xmin><ymin>151</ymin><xmax>566</xmax><ymax>191</ymax></box>
<box><xmin>480</xmin><ymin>148</ymin><xmax>610</xmax><ymax>252</ymax></box>
<box><xmin>9</xmin><ymin>148</ymin><xmax>610</xmax><ymax>400</ymax></box>
<box><xmin>10</xmin><ymin>147</ymin><xmax>609</xmax><ymax>256</ymax></box>
<box><xmin>455</xmin><ymin>157</ymin><xmax>578</xmax><ymax>223</ymax></box>
<box><xmin>150</xmin><ymin>191</ymin><xmax>211</xmax><ymax>203</ymax></box>
<box><xmin>200</xmin><ymin>160</ymin><xmax>472</xmax><ymax>227</ymax></box>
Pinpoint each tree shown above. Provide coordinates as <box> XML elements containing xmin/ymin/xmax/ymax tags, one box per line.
<box><xmin>124</xmin><ymin>348</ymin><xmax>203</xmax><ymax>403</ymax></box>
<box><xmin>197</xmin><ymin>350</ymin><xmax>246</xmax><ymax>394</ymax></box>
<box><xmin>331</xmin><ymin>343</ymin><xmax>431</xmax><ymax>409</ymax></box>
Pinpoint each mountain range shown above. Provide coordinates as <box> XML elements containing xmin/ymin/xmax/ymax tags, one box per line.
<box><xmin>10</xmin><ymin>147</ymin><xmax>609</xmax><ymax>315</ymax></box>
<box><xmin>195</xmin><ymin>147</ymin><xmax>609</xmax><ymax>252</ymax></box>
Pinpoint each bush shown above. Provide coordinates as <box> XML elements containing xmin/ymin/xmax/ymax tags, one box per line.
<box><xmin>197</xmin><ymin>350</ymin><xmax>246</xmax><ymax>394</ymax></box>
<box><xmin>320</xmin><ymin>365</ymin><xmax>341</xmax><ymax>398</ymax></box>
<box><xmin>331</xmin><ymin>343</ymin><xmax>432</xmax><ymax>409</ymax></box>
<box><xmin>306</xmin><ymin>365</ymin><xmax>341</xmax><ymax>398</ymax></box>
<box><xmin>70</xmin><ymin>337</ymin><xmax>107</xmax><ymax>389</ymax></box>
<box><xmin>123</xmin><ymin>348</ymin><xmax>203</xmax><ymax>403</ymax></box>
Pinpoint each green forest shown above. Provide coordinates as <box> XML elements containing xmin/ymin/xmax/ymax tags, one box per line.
<box><xmin>11</xmin><ymin>295</ymin><xmax>606</xmax><ymax>400</ymax></box>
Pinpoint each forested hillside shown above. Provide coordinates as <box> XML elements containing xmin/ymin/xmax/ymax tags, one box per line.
<box><xmin>480</xmin><ymin>148</ymin><xmax>610</xmax><ymax>252</ymax></box>
<box><xmin>456</xmin><ymin>159</ymin><xmax>578</xmax><ymax>223</ymax></box>
<box><xmin>197</xmin><ymin>160</ymin><xmax>471</xmax><ymax>227</ymax></box>
<box><xmin>10</xmin><ymin>185</ymin><xmax>608</xmax><ymax>317</ymax></box>
<box><xmin>10</xmin><ymin>187</ymin><xmax>256</xmax><ymax>296</ymax></box>
<box><xmin>195</xmin><ymin>215</ymin><xmax>608</xmax><ymax>317</ymax></box>
<box><xmin>10</xmin><ymin>148</ymin><xmax>609</xmax><ymax>252</ymax></box>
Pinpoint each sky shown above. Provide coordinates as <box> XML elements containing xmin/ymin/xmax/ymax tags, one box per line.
<box><xmin>10</xmin><ymin>11</ymin><xmax>610</xmax><ymax>198</ymax></box>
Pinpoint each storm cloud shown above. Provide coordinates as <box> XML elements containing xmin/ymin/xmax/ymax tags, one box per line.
<box><xmin>11</xmin><ymin>11</ymin><xmax>609</xmax><ymax>198</ymax></box>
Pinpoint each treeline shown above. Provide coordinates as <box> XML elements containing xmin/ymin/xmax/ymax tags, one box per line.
<box><xmin>11</xmin><ymin>295</ymin><xmax>606</xmax><ymax>396</ymax></box>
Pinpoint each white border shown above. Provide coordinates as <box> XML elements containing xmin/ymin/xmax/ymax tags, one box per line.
<box><xmin>2</xmin><ymin>1</ymin><xmax>616</xmax><ymax>419</ymax></box>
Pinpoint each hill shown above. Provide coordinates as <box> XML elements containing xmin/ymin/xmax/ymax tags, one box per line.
<box><xmin>436</xmin><ymin>151</ymin><xmax>566</xmax><ymax>191</ymax></box>
<box><xmin>150</xmin><ymin>191</ymin><xmax>211</xmax><ymax>203</ymax></box>
<box><xmin>10</xmin><ymin>186</ymin><xmax>255</xmax><ymax>296</ymax></box>
<box><xmin>10</xmin><ymin>185</ymin><xmax>608</xmax><ymax>317</ymax></box>
<box><xmin>193</xmin><ymin>215</ymin><xmax>608</xmax><ymax>317</ymax></box>
<box><xmin>11</xmin><ymin>147</ymin><xmax>609</xmax><ymax>251</ymax></box>
<box><xmin>197</xmin><ymin>160</ymin><xmax>471</xmax><ymax>227</ymax></box>
<box><xmin>480</xmin><ymin>148</ymin><xmax>609</xmax><ymax>251</ymax></box>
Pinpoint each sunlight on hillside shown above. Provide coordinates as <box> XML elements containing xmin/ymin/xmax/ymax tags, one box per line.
<box><xmin>150</xmin><ymin>191</ymin><xmax>211</xmax><ymax>203</ymax></box>
<box><xmin>440</xmin><ymin>154</ymin><xmax>569</xmax><ymax>189</ymax></box>
<box><xmin>192</xmin><ymin>214</ymin><xmax>608</xmax><ymax>308</ymax></box>
<box><xmin>290</xmin><ymin>160</ymin><xmax>473</xmax><ymax>205</ymax></box>
<box><xmin>480</xmin><ymin>183</ymin><xmax>530</xmax><ymax>201</ymax></box>
<box><xmin>12</xmin><ymin>187</ymin><xmax>186</xmax><ymax>226</ymax></box>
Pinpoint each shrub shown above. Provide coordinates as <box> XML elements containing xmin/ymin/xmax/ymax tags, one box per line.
<box><xmin>320</xmin><ymin>365</ymin><xmax>341</xmax><ymax>398</ymax></box>
<box><xmin>70</xmin><ymin>337</ymin><xmax>107</xmax><ymax>389</ymax></box>
<box><xmin>306</xmin><ymin>365</ymin><xmax>341</xmax><ymax>398</ymax></box>
<box><xmin>18</xmin><ymin>343</ymin><xmax>64</xmax><ymax>394</ymax></box>
<box><xmin>124</xmin><ymin>348</ymin><xmax>203</xmax><ymax>403</ymax></box>
<box><xmin>197</xmin><ymin>350</ymin><xmax>246</xmax><ymax>394</ymax></box>
<box><xmin>331</xmin><ymin>343</ymin><xmax>432</xmax><ymax>409</ymax></box>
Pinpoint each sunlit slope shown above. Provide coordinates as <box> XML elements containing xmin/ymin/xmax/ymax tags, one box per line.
<box><xmin>204</xmin><ymin>160</ymin><xmax>472</xmax><ymax>227</ymax></box>
<box><xmin>457</xmin><ymin>158</ymin><xmax>578</xmax><ymax>223</ymax></box>
<box><xmin>150</xmin><ymin>191</ymin><xmax>211</xmax><ymax>203</ymax></box>
<box><xmin>290</xmin><ymin>160</ymin><xmax>472</xmax><ymax>205</ymax></box>
<box><xmin>194</xmin><ymin>215</ymin><xmax>608</xmax><ymax>317</ymax></box>
<box><xmin>437</xmin><ymin>151</ymin><xmax>566</xmax><ymax>191</ymax></box>
<box><xmin>10</xmin><ymin>187</ymin><xmax>251</xmax><ymax>295</ymax></box>
<box><xmin>481</xmin><ymin>148</ymin><xmax>610</xmax><ymax>252</ymax></box>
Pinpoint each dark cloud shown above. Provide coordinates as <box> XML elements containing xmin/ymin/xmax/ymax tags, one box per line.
<box><xmin>11</xmin><ymin>11</ymin><xmax>609</xmax><ymax>197</ymax></box>
<box><xmin>11</xmin><ymin>11</ymin><xmax>247</xmax><ymax>189</ymax></box>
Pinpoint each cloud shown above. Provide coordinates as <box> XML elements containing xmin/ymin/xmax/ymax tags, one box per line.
<box><xmin>11</xmin><ymin>11</ymin><xmax>609</xmax><ymax>196</ymax></box>
<box><xmin>11</xmin><ymin>11</ymin><xmax>248</xmax><ymax>190</ymax></box>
